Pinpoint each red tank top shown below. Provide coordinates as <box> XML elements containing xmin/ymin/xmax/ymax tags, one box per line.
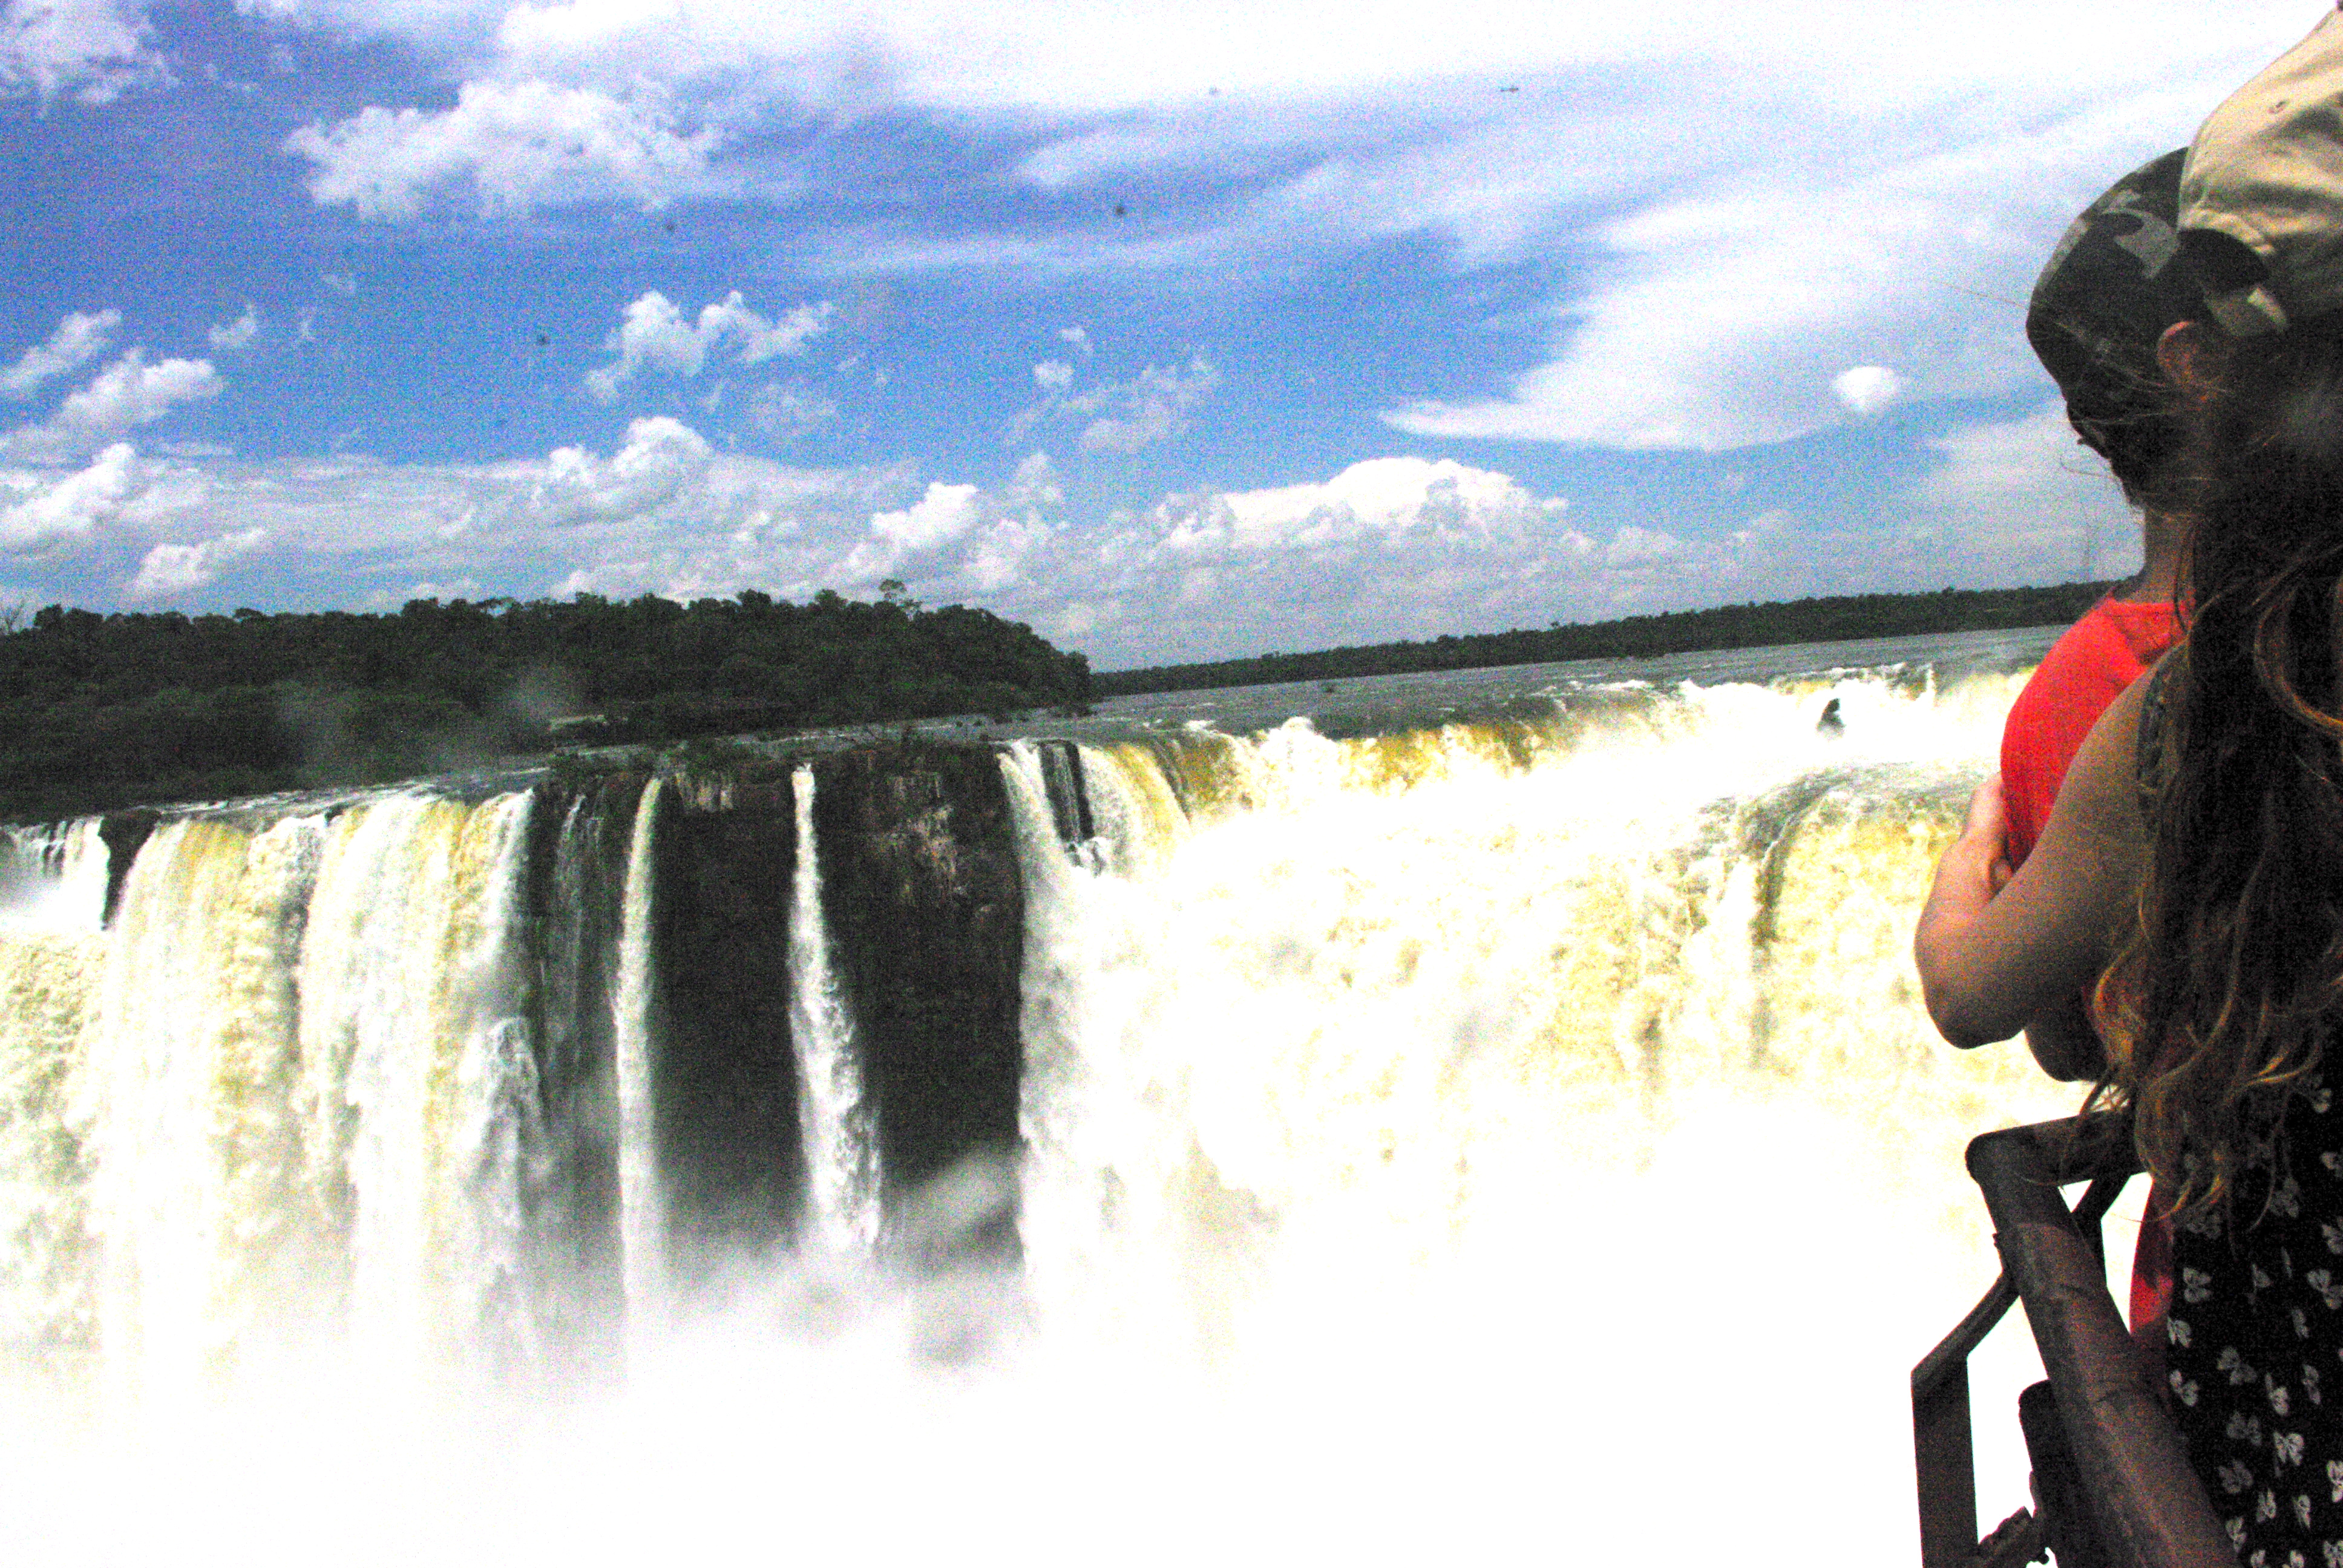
<box><xmin>1999</xmin><ymin>596</ymin><xmax>2180</xmax><ymax>867</ymax></box>
<box><xmin>1997</xmin><ymin>592</ymin><xmax>2181</xmax><ymax>1358</ymax></box>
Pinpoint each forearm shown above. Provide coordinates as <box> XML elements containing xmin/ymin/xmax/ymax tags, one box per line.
<box><xmin>1915</xmin><ymin>831</ymin><xmax>2021</xmax><ymax>1048</ymax></box>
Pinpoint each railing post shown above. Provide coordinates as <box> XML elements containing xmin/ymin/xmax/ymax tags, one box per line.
<box><xmin>1915</xmin><ymin>1349</ymin><xmax>1981</xmax><ymax>1568</ymax></box>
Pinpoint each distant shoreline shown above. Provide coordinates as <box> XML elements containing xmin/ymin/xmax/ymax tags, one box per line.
<box><xmin>1092</xmin><ymin>580</ymin><xmax>2118</xmax><ymax>697</ymax></box>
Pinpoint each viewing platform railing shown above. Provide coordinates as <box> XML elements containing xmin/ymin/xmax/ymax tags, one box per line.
<box><xmin>1912</xmin><ymin>1116</ymin><xmax>2233</xmax><ymax>1568</ymax></box>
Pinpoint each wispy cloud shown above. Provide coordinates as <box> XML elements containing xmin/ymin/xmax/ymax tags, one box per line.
<box><xmin>2</xmin><ymin>351</ymin><xmax>224</xmax><ymax>463</ymax></box>
<box><xmin>0</xmin><ymin>310</ymin><xmax>121</xmax><ymax>400</ymax></box>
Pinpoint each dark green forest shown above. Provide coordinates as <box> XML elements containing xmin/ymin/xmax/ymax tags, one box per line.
<box><xmin>1093</xmin><ymin>581</ymin><xmax>2120</xmax><ymax>697</ymax></box>
<box><xmin>0</xmin><ymin>587</ymin><xmax>1090</xmax><ymax>823</ymax></box>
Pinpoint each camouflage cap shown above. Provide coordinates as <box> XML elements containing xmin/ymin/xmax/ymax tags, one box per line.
<box><xmin>2179</xmin><ymin>5</ymin><xmax>2343</xmax><ymax>336</ymax></box>
<box><xmin>2027</xmin><ymin>148</ymin><xmax>2194</xmax><ymax>458</ymax></box>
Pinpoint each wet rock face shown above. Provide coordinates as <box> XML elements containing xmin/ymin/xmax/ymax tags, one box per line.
<box><xmin>523</xmin><ymin>774</ymin><xmax>637</xmax><ymax>1357</ymax></box>
<box><xmin>811</xmin><ymin>744</ymin><xmax>1024</xmax><ymax>1197</ymax></box>
<box><xmin>97</xmin><ymin>810</ymin><xmax>157</xmax><ymax>925</ymax></box>
<box><xmin>649</xmin><ymin>766</ymin><xmax>804</xmax><ymax>1261</ymax></box>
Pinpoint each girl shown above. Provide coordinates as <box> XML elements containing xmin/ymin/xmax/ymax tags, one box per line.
<box><xmin>1918</xmin><ymin>14</ymin><xmax>2343</xmax><ymax>1563</ymax></box>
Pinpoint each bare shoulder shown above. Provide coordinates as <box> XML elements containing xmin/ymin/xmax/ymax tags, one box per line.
<box><xmin>2039</xmin><ymin>660</ymin><xmax>2157</xmax><ymax>858</ymax></box>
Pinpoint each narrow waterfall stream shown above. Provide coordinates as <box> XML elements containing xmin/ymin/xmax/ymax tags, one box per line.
<box><xmin>0</xmin><ymin>639</ymin><xmax>2105</xmax><ymax>1566</ymax></box>
<box><xmin>612</xmin><ymin>777</ymin><xmax>663</xmax><ymax>1361</ymax></box>
<box><xmin>786</xmin><ymin>765</ymin><xmax>879</xmax><ymax>1254</ymax></box>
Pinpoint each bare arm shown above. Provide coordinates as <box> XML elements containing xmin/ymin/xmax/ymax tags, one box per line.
<box><xmin>1915</xmin><ymin>675</ymin><xmax>2153</xmax><ymax>1048</ymax></box>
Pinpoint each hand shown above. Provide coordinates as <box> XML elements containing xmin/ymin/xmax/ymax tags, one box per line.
<box><xmin>1961</xmin><ymin>773</ymin><xmax>2014</xmax><ymax>897</ymax></box>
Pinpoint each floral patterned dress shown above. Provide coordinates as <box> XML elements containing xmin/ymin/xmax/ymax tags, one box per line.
<box><xmin>2164</xmin><ymin>1074</ymin><xmax>2343</xmax><ymax>1566</ymax></box>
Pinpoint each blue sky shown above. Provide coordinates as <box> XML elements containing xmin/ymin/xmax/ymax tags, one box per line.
<box><xmin>0</xmin><ymin>1</ymin><xmax>2319</xmax><ymax>668</ymax></box>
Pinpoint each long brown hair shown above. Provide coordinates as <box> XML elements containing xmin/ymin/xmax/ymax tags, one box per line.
<box><xmin>2096</xmin><ymin>318</ymin><xmax>2343</xmax><ymax>1217</ymax></box>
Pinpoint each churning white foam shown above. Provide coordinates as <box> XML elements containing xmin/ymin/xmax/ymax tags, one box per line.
<box><xmin>0</xmin><ymin>664</ymin><xmax>2108</xmax><ymax>1565</ymax></box>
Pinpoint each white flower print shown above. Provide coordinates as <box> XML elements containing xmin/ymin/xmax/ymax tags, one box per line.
<box><xmin>2308</xmin><ymin>1366</ymin><xmax>2324</xmax><ymax>1405</ymax></box>
<box><xmin>2292</xmin><ymin>1551</ymin><xmax>2309</xmax><ymax>1568</ymax></box>
<box><xmin>2275</xmin><ymin>1177</ymin><xmax>2304</xmax><ymax>1218</ymax></box>
<box><xmin>2312</xmin><ymin>1085</ymin><xmax>2332</xmax><ymax>1113</ymax></box>
<box><xmin>2323</xmin><ymin>1542</ymin><xmax>2343</xmax><ymax>1567</ymax></box>
<box><xmin>2299</xmin><ymin>1494</ymin><xmax>2316</xmax><ymax>1529</ymax></box>
<box><xmin>2239</xmin><ymin>1411</ymin><xmax>2269</xmax><ymax>1443</ymax></box>
<box><xmin>2310</xmin><ymin>1270</ymin><xmax>2343</xmax><ymax>1311</ymax></box>
<box><xmin>2300</xmin><ymin>1307</ymin><xmax>2316</xmax><ymax>1342</ymax></box>
<box><xmin>2226</xmin><ymin>1345</ymin><xmax>2264</xmax><ymax>1385</ymax></box>
<box><xmin>2330</xmin><ymin>1457</ymin><xmax>2343</xmax><ymax>1503</ymax></box>
<box><xmin>2226</xmin><ymin>1460</ymin><xmax>2257</xmax><ymax>1495</ymax></box>
<box><xmin>2263</xmin><ymin>1489</ymin><xmax>2282</xmax><ymax>1522</ymax></box>
<box><xmin>2174</xmin><ymin>1370</ymin><xmax>2201</xmax><ymax>1406</ymax></box>
<box><xmin>2274</xmin><ymin>1382</ymin><xmax>2295</xmax><ymax>1417</ymax></box>
<box><xmin>2258</xmin><ymin>1264</ymin><xmax>2279</xmax><ymax>1292</ymax></box>
<box><xmin>2323</xmin><ymin>1220</ymin><xmax>2343</xmax><ymax>1256</ymax></box>
<box><xmin>2184</xmin><ymin>1266</ymin><xmax>2216</xmax><ymax>1303</ymax></box>
<box><xmin>2230</xmin><ymin>1517</ymin><xmax>2249</xmax><ymax>1552</ymax></box>
<box><xmin>2172</xmin><ymin>1315</ymin><xmax>2195</xmax><ymax>1348</ymax></box>
<box><xmin>2277</xmin><ymin>1431</ymin><xmax>2307</xmax><ymax>1469</ymax></box>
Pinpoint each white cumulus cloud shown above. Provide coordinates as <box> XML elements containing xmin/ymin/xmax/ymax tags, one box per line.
<box><xmin>1032</xmin><ymin>359</ymin><xmax>1073</xmax><ymax>390</ymax></box>
<box><xmin>843</xmin><ymin>481</ymin><xmax>983</xmax><ymax>580</ymax></box>
<box><xmin>126</xmin><ymin>527</ymin><xmax>267</xmax><ymax>599</ymax></box>
<box><xmin>526</xmin><ymin>415</ymin><xmax>713</xmax><ymax>526</ymax></box>
<box><xmin>0</xmin><ymin>442</ymin><xmax>151</xmax><ymax>554</ymax></box>
<box><xmin>1159</xmin><ymin>456</ymin><xmax>1556</xmax><ymax>554</ymax></box>
<box><xmin>0</xmin><ymin>310</ymin><xmax>120</xmax><ymax>400</ymax></box>
<box><xmin>585</xmin><ymin>289</ymin><xmax>834</xmax><ymax>401</ymax></box>
<box><xmin>284</xmin><ymin>78</ymin><xmax>718</xmax><ymax>221</ymax></box>
<box><xmin>1</xmin><ymin>0</ymin><xmax>165</xmax><ymax>103</ymax></box>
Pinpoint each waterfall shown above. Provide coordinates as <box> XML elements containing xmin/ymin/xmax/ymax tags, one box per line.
<box><xmin>445</xmin><ymin>792</ymin><xmax>543</xmax><ymax>1369</ymax></box>
<box><xmin>84</xmin><ymin>813</ymin><xmax>323</xmax><ymax>1397</ymax></box>
<box><xmin>787</xmin><ymin>766</ymin><xmax>879</xmax><ymax>1253</ymax></box>
<box><xmin>0</xmin><ymin>819</ymin><xmax>108</xmax><ymax>1350</ymax></box>
<box><xmin>1000</xmin><ymin>667</ymin><xmax>2082</xmax><ymax>1552</ymax></box>
<box><xmin>1</xmin><ymin>819</ymin><xmax>107</xmax><ymax>934</ymax></box>
<box><xmin>284</xmin><ymin>793</ymin><xmax>538</xmax><ymax>1378</ymax></box>
<box><xmin>612</xmin><ymin>776</ymin><xmax>663</xmax><ymax>1355</ymax></box>
<box><xmin>531</xmin><ymin>786</ymin><xmax>627</xmax><ymax>1354</ymax></box>
<box><xmin>0</xmin><ymin>638</ymin><xmax>2108</xmax><ymax>1566</ymax></box>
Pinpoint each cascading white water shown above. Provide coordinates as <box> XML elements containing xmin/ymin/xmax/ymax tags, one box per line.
<box><xmin>0</xmin><ymin>819</ymin><xmax>108</xmax><ymax>1351</ymax></box>
<box><xmin>0</xmin><ymin>820</ymin><xmax>108</xmax><ymax>935</ymax></box>
<box><xmin>612</xmin><ymin>777</ymin><xmax>663</xmax><ymax>1357</ymax></box>
<box><xmin>85</xmin><ymin>812</ymin><xmax>325</xmax><ymax>1400</ymax></box>
<box><xmin>0</xmin><ymin>789</ymin><xmax>546</xmax><ymax>1404</ymax></box>
<box><xmin>0</xmin><ymin>648</ymin><xmax>2119</xmax><ymax>1566</ymax></box>
<box><xmin>445</xmin><ymin>792</ymin><xmax>543</xmax><ymax>1369</ymax></box>
<box><xmin>1001</xmin><ymin>669</ymin><xmax>2086</xmax><ymax>1560</ymax></box>
<box><xmin>290</xmin><ymin>792</ymin><xmax>538</xmax><ymax>1381</ymax></box>
<box><xmin>787</xmin><ymin>766</ymin><xmax>880</xmax><ymax>1253</ymax></box>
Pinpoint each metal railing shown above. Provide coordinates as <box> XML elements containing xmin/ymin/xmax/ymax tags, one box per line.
<box><xmin>1912</xmin><ymin>1116</ymin><xmax>2234</xmax><ymax>1568</ymax></box>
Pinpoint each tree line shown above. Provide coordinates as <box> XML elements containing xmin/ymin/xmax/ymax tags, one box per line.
<box><xmin>0</xmin><ymin>586</ymin><xmax>1091</xmax><ymax>823</ymax></box>
<box><xmin>1091</xmin><ymin>581</ymin><xmax>2120</xmax><ymax>697</ymax></box>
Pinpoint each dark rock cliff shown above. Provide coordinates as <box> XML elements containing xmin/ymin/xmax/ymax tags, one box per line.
<box><xmin>810</xmin><ymin>743</ymin><xmax>1024</xmax><ymax>1204</ymax></box>
<box><xmin>647</xmin><ymin>768</ymin><xmax>805</xmax><ymax>1267</ymax></box>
